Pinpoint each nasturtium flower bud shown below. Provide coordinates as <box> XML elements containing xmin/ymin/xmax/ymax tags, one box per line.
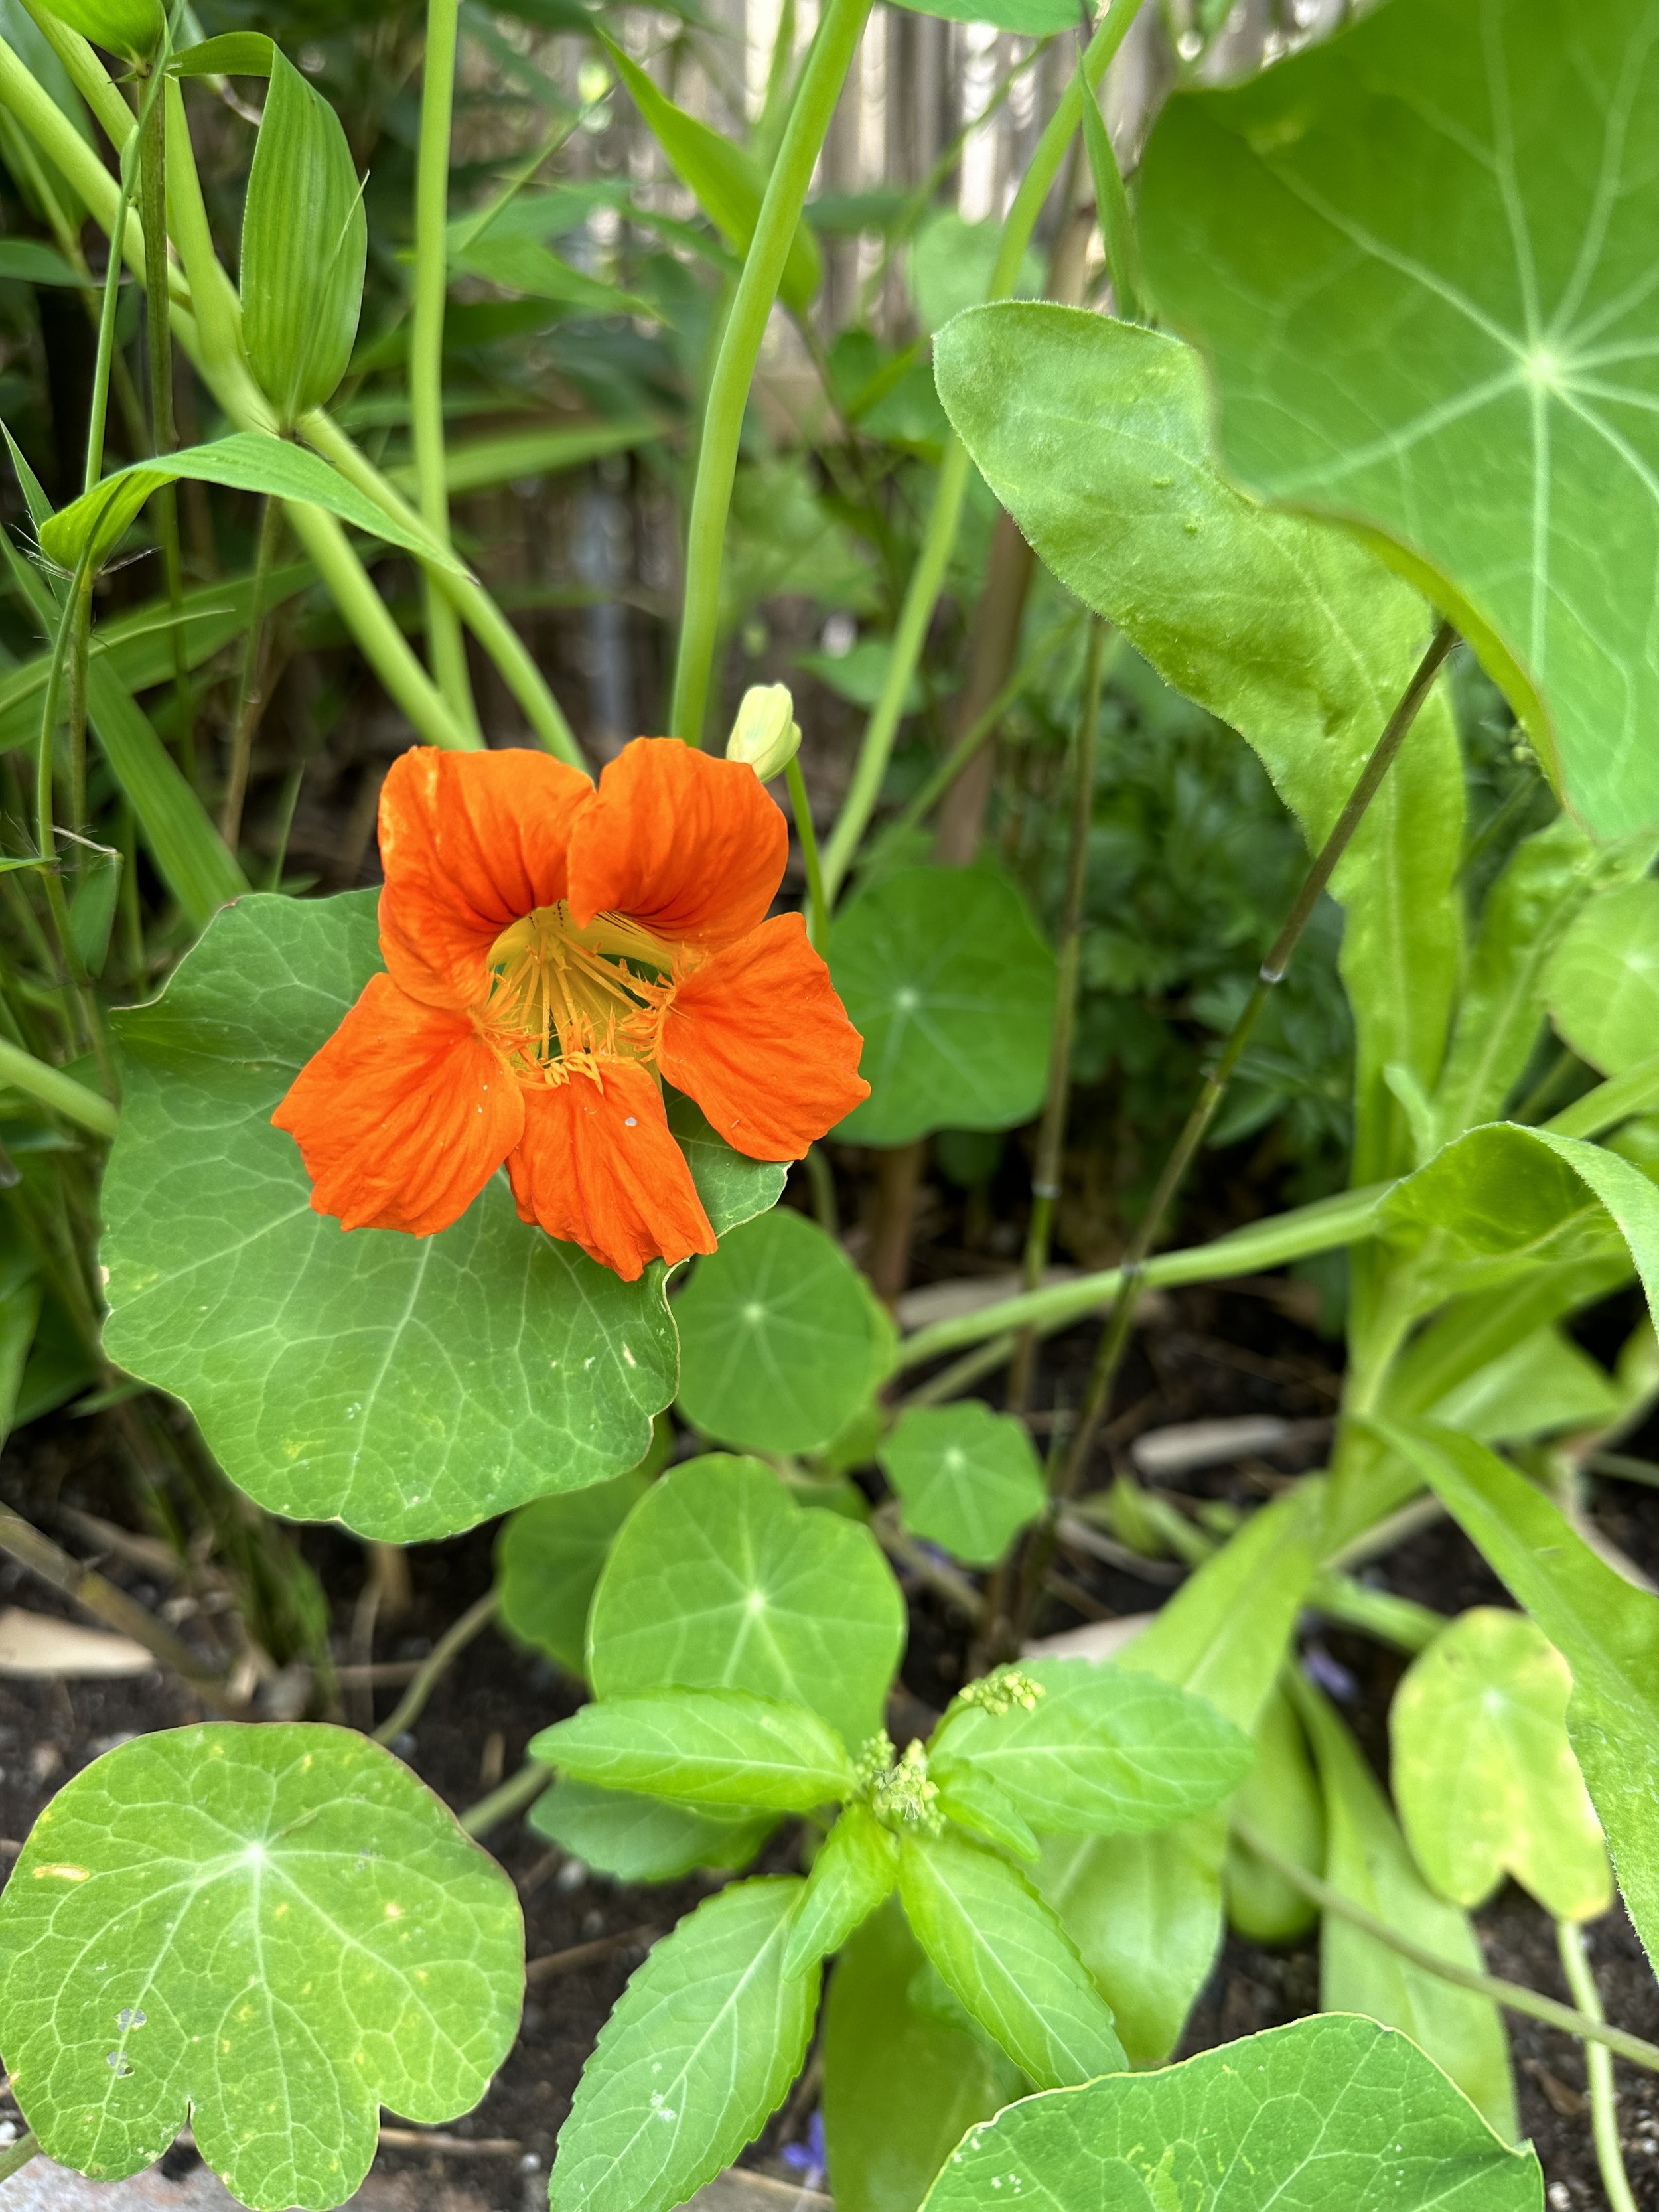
<box><xmin>43</xmin><ymin>0</ymin><xmax>163</xmax><ymax>60</ymax></box>
<box><xmin>725</xmin><ymin>683</ymin><xmax>801</xmax><ymax>783</ymax></box>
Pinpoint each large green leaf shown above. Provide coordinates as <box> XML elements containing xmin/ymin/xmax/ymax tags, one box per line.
<box><xmin>1137</xmin><ymin>0</ymin><xmax>1659</xmax><ymax>838</ymax></box>
<box><xmin>878</xmin><ymin>1401</ymin><xmax>1045</xmax><ymax>1566</ymax></box>
<box><xmin>1381</xmin><ymin>1420</ymin><xmax>1659</xmax><ymax>1974</ymax></box>
<box><xmin>587</xmin><ymin>1453</ymin><xmax>904</xmax><ymax>1751</ymax></box>
<box><xmin>527</xmin><ymin>1779</ymin><xmax>772</xmax><ymax>1884</ymax></box>
<box><xmin>1390</xmin><ymin>1607</ymin><xmax>1610</xmax><ymax>1922</ymax></box>
<box><xmin>1297</xmin><ymin>1676</ymin><xmax>1517</xmax><ymax>2140</ymax></box>
<box><xmin>549</xmin><ymin>1877</ymin><xmax>818</xmax><ymax>2212</ymax></box>
<box><xmin>932</xmin><ymin>1657</ymin><xmax>1252</xmax><ymax>1837</ymax></box>
<box><xmin>100</xmin><ymin>893</ymin><xmax>680</xmax><ymax>1541</ymax></box>
<box><xmin>530</xmin><ymin>1687</ymin><xmax>853</xmax><ymax>1810</ymax></box>
<box><xmin>829</xmin><ymin>866</ymin><xmax>1057</xmax><ymax>1147</ymax></box>
<box><xmin>0</xmin><ymin>1724</ymin><xmax>522</xmax><ymax>2211</ymax></box>
<box><xmin>897</xmin><ymin>1829</ymin><xmax>1125</xmax><ymax>2091</ymax></box>
<box><xmin>674</xmin><ymin>1207</ymin><xmax>890</xmax><ymax>1453</ymax></box>
<box><xmin>933</xmin><ymin>303</ymin><xmax>1462</xmax><ymax>1186</ymax></box>
<box><xmin>921</xmin><ymin>2013</ymin><xmax>1542</xmax><ymax>2212</ymax></box>
<box><xmin>822</xmin><ymin>1901</ymin><xmax>1022</xmax><ymax>2212</ymax></box>
<box><xmin>1545</xmin><ymin>879</ymin><xmax>1659</xmax><ymax>1076</ymax></box>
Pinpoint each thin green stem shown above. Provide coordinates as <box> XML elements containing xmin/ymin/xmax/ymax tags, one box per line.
<box><xmin>411</xmin><ymin>0</ymin><xmax>482</xmax><ymax>742</ymax></box>
<box><xmin>0</xmin><ymin>2131</ymin><xmax>38</xmax><ymax>2183</ymax></box>
<box><xmin>372</xmin><ymin>1588</ymin><xmax>496</xmax><ymax>1746</ymax></box>
<box><xmin>460</xmin><ymin>1757</ymin><xmax>552</xmax><ymax>1838</ymax></box>
<box><xmin>137</xmin><ymin>54</ymin><xmax>193</xmax><ymax>783</ymax></box>
<box><xmin>1232</xmin><ymin>1815</ymin><xmax>1659</xmax><ymax>2079</ymax></box>
<box><xmin>785</xmin><ymin>757</ymin><xmax>828</xmax><ymax>946</ymax></box>
<box><xmin>219</xmin><ymin>495</ymin><xmax>283</xmax><ymax>849</ymax></box>
<box><xmin>62</xmin><ymin>567</ymin><xmax>92</xmax><ymax>850</ymax></box>
<box><xmin>669</xmin><ymin>0</ymin><xmax>873</xmax><ymax>747</ymax></box>
<box><xmin>84</xmin><ymin>128</ymin><xmax>142</xmax><ymax>495</ymax></box>
<box><xmin>890</xmin><ymin>669</ymin><xmax>1028</xmax><ymax>846</ymax></box>
<box><xmin>1009</xmin><ymin>619</ymin><xmax>1106</xmax><ymax>1412</ymax></box>
<box><xmin>0</xmin><ymin>1036</ymin><xmax>117</xmax><ymax>1136</ymax></box>
<box><xmin>1056</xmin><ymin>619</ymin><xmax>1457</xmax><ymax>1498</ymax></box>
<box><xmin>1558</xmin><ymin>1919</ymin><xmax>1641</xmax><ymax>2212</ymax></box>
<box><xmin>1074</xmin><ymin>29</ymin><xmax>1141</xmax><ymax>319</ymax></box>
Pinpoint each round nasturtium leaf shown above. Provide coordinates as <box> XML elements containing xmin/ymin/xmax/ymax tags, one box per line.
<box><xmin>1391</xmin><ymin>1607</ymin><xmax>1611</xmax><ymax>1923</ymax></box>
<box><xmin>0</xmin><ymin>1724</ymin><xmax>523</xmax><ymax>2212</ymax></box>
<box><xmin>1545</xmin><ymin>879</ymin><xmax>1659</xmax><ymax>1077</ymax></box>
<box><xmin>828</xmin><ymin>865</ymin><xmax>1056</xmax><ymax>1146</ymax></box>
<box><xmin>100</xmin><ymin>894</ymin><xmax>779</xmax><ymax>1544</ymax></box>
<box><xmin>878</xmin><ymin>1402</ymin><xmax>1045</xmax><ymax>1566</ymax></box>
<box><xmin>495</xmin><ymin>1469</ymin><xmax>653</xmax><ymax>1676</ymax></box>
<box><xmin>588</xmin><ymin>1453</ymin><xmax>905</xmax><ymax>1751</ymax></box>
<box><xmin>674</xmin><ymin>1205</ymin><xmax>891</xmax><ymax>1453</ymax></box>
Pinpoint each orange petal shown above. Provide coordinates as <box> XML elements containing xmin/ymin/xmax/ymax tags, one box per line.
<box><xmin>507</xmin><ymin>1060</ymin><xmax>717</xmax><ymax>1281</ymax></box>
<box><xmin>272</xmin><ymin>972</ymin><xmax>524</xmax><ymax>1236</ymax></box>
<box><xmin>377</xmin><ymin>745</ymin><xmax>593</xmax><ymax>1008</ymax></box>
<box><xmin>565</xmin><ymin>737</ymin><xmax>787</xmax><ymax>949</ymax></box>
<box><xmin>658</xmin><ymin>913</ymin><xmax>869</xmax><ymax>1159</ymax></box>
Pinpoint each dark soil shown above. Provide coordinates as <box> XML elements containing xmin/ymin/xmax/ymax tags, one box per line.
<box><xmin>5</xmin><ymin>1252</ymin><xmax>1659</xmax><ymax>2208</ymax></box>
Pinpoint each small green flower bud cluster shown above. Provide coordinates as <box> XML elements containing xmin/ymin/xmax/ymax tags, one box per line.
<box><xmin>867</xmin><ymin>1739</ymin><xmax>943</xmax><ymax>1837</ymax></box>
<box><xmin>725</xmin><ymin>684</ymin><xmax>801</xmax><ymax>783</ymax></box>
<box><xmin>853</xmin><ymin>1729</ymin><xmax>897</xmax><ymax>1790</ymax></box>
<box><xmin>954</xmin><ymin>1666</ymin><xmax>1046</xmax><ymax>1718</ymax></box>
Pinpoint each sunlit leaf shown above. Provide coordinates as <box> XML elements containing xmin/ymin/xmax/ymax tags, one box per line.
<box><xmin>783</xmin><ymin>1801</ymin><xmax>899</xmax><ymax>1978</ymax></box>
<box><xmin>527</xmin><ymin>1779</ymin><xmax>772</xmax><ymax>1885</ymax></box>
<box><xmin>531</xmin><ymin>1686</ymin><xmax>853</xmax><ymax>1810</ymax></box>
<box><xmin>878</xmin><ymin>1401</ymin><xmax>1045</xmax><ymax>1566</ymax></box>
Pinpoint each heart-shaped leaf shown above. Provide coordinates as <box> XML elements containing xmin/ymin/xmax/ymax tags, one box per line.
<box><xmin>100</xmin><ymin>892</ymin><xmax>684</xmax><ymax>1542</ymax></box>
<box><xmin>587</xmin><ymin>1454</ymin><xmax>904</xmax><ymax>1751</ymax></box>
<box><xmin>1137</xmin><ymin>0</ymin><xmax>1659</xmax><ymax>838</ymax></box>
<box><xmin>829</xmin><ymin>866</ymin><xmax>1056</xmax><ymax>1147</ymax></box>
<box><xmin>674</xmin><ymin>1207</ymin><xmax>891</xmax><ymax>1453</ymax></box>
<box><xmin>879</xmin><ymin>1401</ymin><xmax>1045</xmax><ymax>1566</ymax></box>
<box><xmin>0</xmin><ymin>1724</ymin><xmax>522</xmax><ymax>2212</ymax></box>
<box><xmin>1391</xmin><ymin>1607</ymin><xmax>1611</xmax><ymax>1921</ymax></box>
<box><xmin>922</xmin><ymin>2013</ymin><xmax>1542</xmax><ymax>2212</ymax></box>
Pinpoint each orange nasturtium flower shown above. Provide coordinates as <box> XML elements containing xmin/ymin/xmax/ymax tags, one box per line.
<box><xmin>273</xmin><ymin>738</ymin><xmax>869</xmax><ymax>1280</ymax></box>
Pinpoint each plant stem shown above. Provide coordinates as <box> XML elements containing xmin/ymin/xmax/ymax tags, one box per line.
<box><xmin>460</xmin><ymin>1757</ymin><xmax>553</xmax><ymax>1838</ymax></box>
<box><xmin>668</xmin><ymin>0</ymin><xmax>873</xmax><ymax>746</ymax></box>
<box><xmin>0</xmin><ymin>2132</ymin><xmax>38</xmax><ymax>2184</ymax></box>
<box><xmin>889</xmin><ymin>668</ymin><xmax>1028</xmax><ymax>846</ymax></box>
<box><xmin>1558</xmin><ymin>1918</ymin><xmax>1641</xmax><ymax>2212</ymax></box>
<box><xmin>219</xmin><ymin>495</ymin><xmax>282</xmax><ymax>849</ymax></box>
<box><xmin>137</xmin><ymin>63</ymin><xmax>192</xmax><ymax>784</ymax></box>
<box><xmin>1074</xmin><ymin>29</ymin><xmax>1141</xmax><ymax>319</ymax></box>
<box><xmin>1232</xmin><ymin>1814</ymin><xmax>1659</xmax><ymax>2078</ymax></box>
<box><xmin>0</xmin><ymin>1038</ymin><xmax>115</xmax><ymax>1135</ymax></box>
<box><xmin>785</xmin><ymin>757</ymin><xmax>828</xmax><ymax>946</ymax></box>
<box><xmin>819</xmin><ymin>0</ymin><xmax>1147</xmax><ymax>901</ymax></box>
<box><xmin>1009</xmin><ymin>618</ymin><xmax>1106</xmax><ymax>1412</ymax></box>
<box><xmin>62</xmin><ymin>567</ymin><xmax>92</xmax><ymax>850</ymax></box>
<box><xmin>411</xmin><ymin>0</ymin><xmax>483</xmax><ymax>743</ymax></box>
<box><xmin>1056</xmin><ymin>619</ymin><xmax>1458</xmax><ymax>1498</ymax></box>
<box><xmin>84</xmin><ymin>123</ymin><xmax>142</xmax><ymax>496</ymax></box>
<box><xmin>372</xmin><ymin>1588</ymin><xmax>497</xmax><ymax>1746</ymax></box>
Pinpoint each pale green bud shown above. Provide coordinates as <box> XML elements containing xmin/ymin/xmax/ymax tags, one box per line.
<box><xmin>725</xmin><ymin>684</ymin><xmax>800</xmax><ymax>782</ymax></box>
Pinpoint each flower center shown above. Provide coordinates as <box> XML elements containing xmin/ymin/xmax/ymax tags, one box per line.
<box><xmin>481</xmin><ymin>902</ymin><xmax>676</xmax><ymax>1083</ymax></box>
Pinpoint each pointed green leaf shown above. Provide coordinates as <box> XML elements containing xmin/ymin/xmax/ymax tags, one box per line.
<box><xmin>1137</xmin><ymin>0</ymin><xmax>1659</xmax><ymax>838</ymax></box>
<box><xmin>40</xmin><ymin>0</ymin><xmax>161</xmax><ymax>60</ymax></box>
<box><xmin>674</xmin><ymin>1208</ymin><xmax>891</xmax><ymax>1453</ymax></box>
<box><xmin>530</xmin><ymin>1687</ymin><xmax>853</xmax><ymax>1810</ymax></box>
<box><xmin>829</xmin><ymin>865</ymin><xmax>1057</xmax><ymax>1147</ymax></box>
<box><xmin>100</xmin><ymin>892</ymin><xmax>680</xmax><ymax>1541</ymax></box>
<box><xmin>1392</xmin><ymin>1607</ymin><xmax>1610</xmax><ymax>1922</ymax></box>
<box><xmin>241</xmin><ymin>47</ymin><xmax>364</xmax><ymax>421</ymax></box>
<box><xmin>587</xmin><ymin>1453</ymin><xmax>905</xmax><ymax>1751</ymax></box>
<box><xmin>933</xmin><ymin>1657</ymin><xmax>1252</xmax><ymax>1838</ymax></box>
<box><xmin>496</xmin><ymin>1470</ymin><xmax>652</xmax><ymax>1676</ymax></box>
<box><xmin>169</xmin><ymin>31</ymin><xmax>275</xmax><ymax>75</ymax></box>
<box><xmin>784</xmin><ymin>1801</ymin><xmax>899</xmax><ymax>1978</ymax></box>
<box><xmin>879</xmin><ymin>1401</ymin><xmax>1045</xmax><ymax>1566</ymax></box>
<box><xmin>0</xmin><ymin>239</ymin><xmax>92</xmax><ymax>286</ymax></box>
<box><xmin>1427</xmin><ymin>1324</ymin><xmax>1622</xmax><ymax>1444</ymax></box>
<box><xmin>1546</xmin><ymin>879</ymin><xmax>1659</xmax><ymax>1077</ymax></box>
<box><xmin>450</xmin><ymin>232</ymin><xmax>656</xmax><ymax>319</ymax></box>
<box><xmin>527</xmin><ymin>1779</ymin><xmax>773</xmax><ymax>1885</ymax></box>
<box><xmin>0</xmin><ymin>1724</ymin><xmax>522</xmax><ymax>2211</ymax></box>
<box><xmin>1224</xmin><ymin>1682</ymin><xmax>1323</xmax><ymax>1944</ymax></box>
<box><xmin>922</xmin><ymin>2014</ymin><xmax>1542</xmax><ymax>2212</ymax></box>
<box><xmin>549</xmin><ymin>1877</ymin><xmax>818</xmax><ymax>2212</ymax></box>
<box><xmin>934</xmin><ymin>1766</ymin><xmax>1039</xmax><ymax>1864</ymax></box>
<box><xmin>897</xmin><ymin>1828</ymin><xmax>1125</xmax><ymax>2091</ymax></box>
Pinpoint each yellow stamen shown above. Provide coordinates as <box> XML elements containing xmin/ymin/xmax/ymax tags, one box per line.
<box><xmin>480</xmin><ymin>903</ymin><xmax>678</xmax><ymax>1086</ymax></box>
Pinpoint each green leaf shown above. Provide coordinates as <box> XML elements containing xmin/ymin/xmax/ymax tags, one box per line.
<box><xmin>241</xmin><ymin>47</ymin><xmax>365</xmax><ymax>422</ymax></box>
<box><xmin>664</xmin><ymin>1090</ymin><xmax>787</xmax><ymax>1240</ymax></box>
<box><xmin>878</xmin><ymin>1401</ymin><xmax>1045</xmax><ymax>1566</ymax></box>
<box><xmin>674</xmin><ymin>1207</ymin><xmax>891</xmax><ymax>1453</ymax></box>
<box><xmin>1391</xmin><ymin>1606</ymin><xmax>1610</xmax><ymax>1922</ymax></box>
<box><xmin>601</xmin><ymin>38</ymin><xmax>820</xmax><ymax>316</ymax></box>
<box><xmin>40</xmin><ymin>0</ymin><xmax>161</xmax><ymax>60</ymax></box>
<box><xmin>1296</xmin><ymin>1675</ymin><xmax>1518</xmax><ymax>2141</ymax></box>
<box><xmin>1380</xmin><ymin>1420</ymin><xmax>1659</xmax><ymax>1975</ymax></box>
<box><xmin>932</xmin><ymin>304</ymin><xmax>1462</xmax><ymax>1184</ymax></box>
<box><xmin>527</xmin><ymin>1779</ymin><xmax>773</xmax><ymax>1885</ymax></box>
<box><xmin>1427</xmin><ymin>1324</ymin><xmax>1622</xmax><ymax>1444</ymax></box>
<box><xmin>0</xmin><ymin>1274</ymin><xmax>42</xmax><ymax>1441</ymax></box>
<box><xmin>1223</xmin><ymin>1682</ymin><xmax>1323</xmax><ymax>1943</ymax></box>
<box><xmin>0</xmin><ymin>239</ymin><xmax>93</xmax><ymax>286</ymax></box>
<box><xmin>101</xmin><ymin>893</ymin><xmax>679</xmax><ymax>1542</ymax></box>
<box><xmin>549</xmin><ymin>1877</ymin><xmax>818</xmax><ymax>2212</ymax></box>
<box><xmin>829</xmin><ymin>866</ymin><xmax>1057</xmax><ymax>1147</ymax></box>
<box><xmin>891</xmin><ymin>0</ymin><xmax>1075</xmax><ymax>29</ymax></box>
<box><xmin>822</xmin><ymin>1901</ymin><xmax>1022</xmax><ymax>2212</ymax></box>
<box><xmin>169</xmin><ymin>31</ymin><xmax>275</xmax><ymax>74</ymax></box>
<box><xmin>495</xmin><ymin>1471</ymin><xmax>653</xmax><ymax>1675</ymax></box>
<box><xmin>932</xmin><ymin>1657</ymin><xmax>1252</xmax><ymax>1838</ymax></box>
<box><xmin>897</xmin><ymin>1828</ymin><xmax>1125</xmax><ymax>2091</ymax></box>
<box><xmin>67</xmin><ymin>844</ymin><xmax>119</xmax><ymax>977</ymax></box>
<box><xmin>450</xmin><ymin>233</ymin><xmax>656</xmax><ymax>320</ymax></box>
<box><xmin>784</xmin><ymin>1801</ymin><xmax>899</xmax><ymax>1978</ymax></box>
<box><xmin>530</xmin><ymin>1687</ymin><xmax>853</xmax><ymax>1810</ymax></box>
<box><xmin>908</xmin><ymin>212</ymin><xmax>1043</xmax><ymax>336</ymax></box>
<box><xmin>1546</xmin><ymin>879</ymin><xmax>1659</xmax><ymax>1076</ymax></box>
<box><xmin>921</xmin><ymin>2013</ymin><xmax>1542</xmax><ymax>2212</ymax></box>
<box><xmin>589</xmin><ymin>1453</ymin><xmax>904</xmax><ymax>1751</ymax></box>
<box><xmin>933</xmin><ymin>1766</ymin><xmax>1039</xmax><ymax>1863</ymax></box>
<box><xmin>1137</xmin><ymin>0</ymin><xmax>1659</xmax><ymax>838</ymax></box>
<box><xmin>0</xmin><ymin>1723</ymin><xmax>522</xmax><ymax>2211</ymax></box>
<box><xmin>40</xmin><ymin>435</ymin><xmax>457</xmax><ymax>577</ymax></box>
